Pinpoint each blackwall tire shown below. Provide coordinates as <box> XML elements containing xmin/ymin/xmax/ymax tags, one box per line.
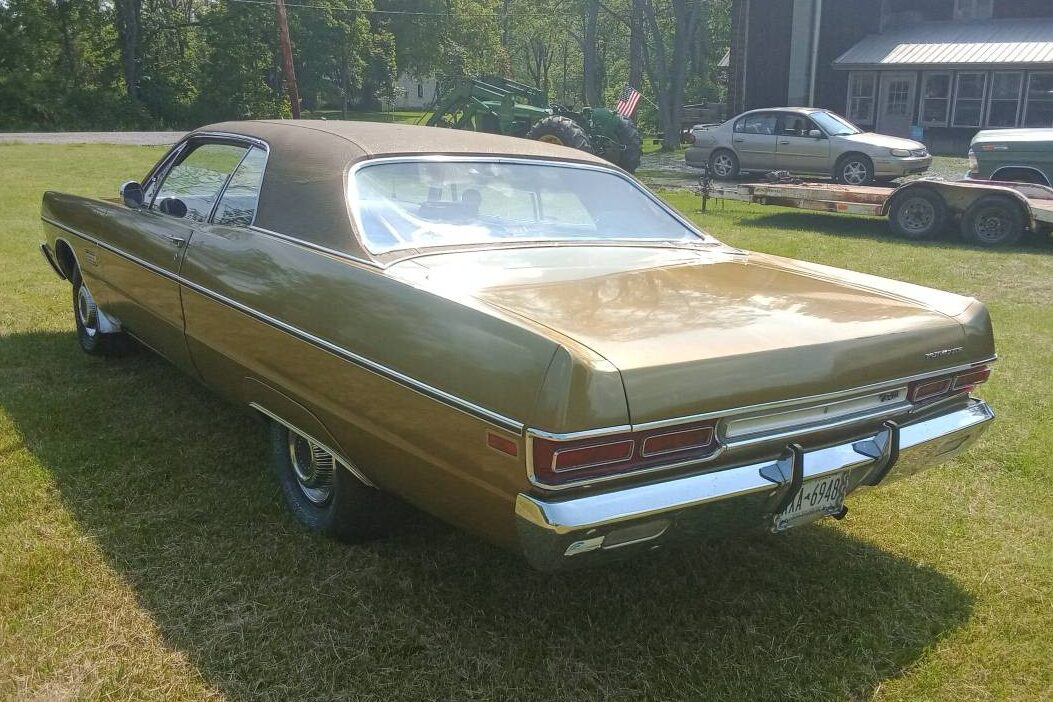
<box><xmin>525</xmin><ymin>116</ymin><xmax>592</xmax><ymax>152</ymax></box>
<box><xmin>708</xmin><ymin>149</ymin><xmax>740</xmax><ymax>179</ymax></box>
<box><xmin>888</xmin><ymin>188</ymin><xmax>948</xmax><ymax>240</ymax></box>
<box><xmin>960</xmin><ymin>195</ymin><xmax>1026</xmax><ymax>247</ymax></box>
<box><xmin>269</xmin><ymin>421</ymin><xmax>392</xmax><ymax>542</ymax></box>
<box><xmin>612</xmin><ymin>115</ymin><xmax>643</xmax><ymax>173</ymax></box>
<box><xmin>835</xmin><ymin>154</ymin><xmax>875</xmax><ymax>186</ymax></box>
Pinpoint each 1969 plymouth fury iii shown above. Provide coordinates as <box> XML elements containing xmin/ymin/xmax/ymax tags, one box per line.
<box><xmin>40</xmin><ymin>121</ymin><xmax>996</xmax><ymax>570</ymax></box>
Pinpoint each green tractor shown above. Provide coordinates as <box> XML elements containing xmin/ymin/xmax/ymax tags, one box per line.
<box><xmin>426</xmin><ymin>76</ymin><xmax>643</xmax><ymax>173</ymax></box>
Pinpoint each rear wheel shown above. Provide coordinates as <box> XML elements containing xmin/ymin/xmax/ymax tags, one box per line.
<box><xmin>835</xmin><ymin>154</ymin><xmax>874</xmax><ymax>186</ymax></box>
<box><xmin>611</xmin><ymin>114</ymin><xmax>643</xmax><ymax>173</ymax></box>
<box><xmin>888</xmin><ymin>188</ymin><xmax>948</xmax><ymax>240</ymax></box>
<box><xmin>525</xmin><ymin>116</ymin><xmax>591</xmax><ymax>152</ymax></box>
<box><xmin>708</xmin><ymin>149</ymin><xmax>740</xmax><ymax>179</ymax></box>
<box><xmin>960</xmin><ymin>195</ymin><xmax>1026</xmax><ymax>247</ymax></box>
<box><xmin>270</xmin><ymin>421</ymin><xmax>392</xmax><ymax>542</ymax></box>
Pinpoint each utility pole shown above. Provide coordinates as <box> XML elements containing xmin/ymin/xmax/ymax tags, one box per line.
<box><xmin>275</xmin><ymin>0</ymin><xmax>301</xmax><ymax>118</ymax></box>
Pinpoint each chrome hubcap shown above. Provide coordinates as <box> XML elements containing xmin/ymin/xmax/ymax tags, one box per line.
<box><xmin>77</xmin><ymin>284</ymin><xmax>98</xmax><ymax>337</ymax></box>
<box><xmin>974</xmin><ymin>208</ymin><xmax>1010</xmax><ymax>243</ymax></box>
<box><xmin>898</xmin><ymin>197</ymin><xmax>935</xmax><ymax>232</ymax></box>
<box><xmin>288</xmin><ymin>431</ymin><xmax>335</xmax><ymax>505</ymax></box>
<box><xmin>843</xmin><ymin>161</ymin><xmax>868</xmax><ymax>184</ymax></box>
<box><xmin>712</xmin><ymin>154</ymin><xmax>733</xmax><ymax>177</ymax></box>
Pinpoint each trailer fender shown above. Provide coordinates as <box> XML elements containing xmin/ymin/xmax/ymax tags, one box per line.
<box><xmin>883</xmin><ymin>180</ymin><xmax>1037</xmax><ymax>232</ymax></box>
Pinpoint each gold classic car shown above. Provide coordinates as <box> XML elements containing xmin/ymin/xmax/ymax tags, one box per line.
<box><xmin>39</xmin><ymin>121</ymin><xmax>996</xmax><ymax>570</ymax></box>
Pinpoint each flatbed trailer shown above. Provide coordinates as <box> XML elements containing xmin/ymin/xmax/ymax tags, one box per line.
<box><xmin>710</xmin><ymin>178</ymin><xmax>1053</xmax><ymax>247</ymax></box>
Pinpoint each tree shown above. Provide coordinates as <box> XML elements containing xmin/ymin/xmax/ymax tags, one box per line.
<box><xmin>639</xmin><ymin>0</ymin><xmax>706</xmax><ymax>149</ymax></box>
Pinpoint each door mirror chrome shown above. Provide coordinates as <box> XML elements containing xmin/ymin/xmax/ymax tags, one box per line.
<box><xmin>120</xmin><ymin>181</ymin><xmax>144</xmax><ymax>208</ymax></box>
<box><xmin>158</xmin><ymin>197</ymin><xmax>188</xmax><ymax>219</ymax></box>
<box><xmin>808</xmin><ymin>129</ymin><xmax>823</xmax><ymax>139</ymax></box>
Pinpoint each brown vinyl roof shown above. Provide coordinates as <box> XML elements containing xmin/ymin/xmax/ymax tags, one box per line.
<box><xmin>189</xmin><ymin>120</ymin><xmax>611</xmax><ymax>259</ymax></box>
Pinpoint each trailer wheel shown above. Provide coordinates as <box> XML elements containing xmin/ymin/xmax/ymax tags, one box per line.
<box><xmin>960</xmin><ymin>195</ymin><xmax>1026</xmax><ymax>247</ymax></box>
<box><xmin>525</xmin><ymin>116</ymin><xmax>592</xmax><ymax>152</ymax></box>
<box><xmin>888</xmin><ymin>188</ymin><xmax>947</xmax><ymax>240</ymax></box>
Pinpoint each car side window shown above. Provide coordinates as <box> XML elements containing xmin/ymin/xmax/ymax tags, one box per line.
<box><xmin>213</xmin><ymin>147</ymin><xmax>267</xmax><ymax>227</ymax></box>
<box><xmin>735</xmin><ymin>113</ymin><xmax>778</xmax><ymax>135</ymax></box>
<box><xmin>152</xmin><ymin>142</ymin><xmax>248</xmax><ymax>223</ymax></box>
<box><xmin>780</xmin><ymin>115</ymin><xmax>811</xmax><ymax>136</ymax></box>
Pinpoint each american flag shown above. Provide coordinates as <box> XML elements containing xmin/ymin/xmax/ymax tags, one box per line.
<box><xmin>615</xmin><ymin>84</ymin><xmax>642</xmax><ymax>118</ymax></box>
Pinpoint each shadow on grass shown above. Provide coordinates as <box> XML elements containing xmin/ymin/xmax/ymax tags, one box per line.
<box><xmin>737</xmin><ymin>211</ymin><xmax>1053</xmax><ymax>254</ymax></box>
<box><xmin>1</xmin><ymin>331</ymin><xmax>973</xmax><ymax>701</ymax></box>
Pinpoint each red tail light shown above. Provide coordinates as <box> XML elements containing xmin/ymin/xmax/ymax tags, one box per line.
<box><xmin>909</xmin><ymin>365</ymin><xmax>991</xmax><ymax>405</ymax></box>
<box><xmin>531</xmin><ymin>420</ymin><xmax>720</xmax><ymax>486</ymax></box>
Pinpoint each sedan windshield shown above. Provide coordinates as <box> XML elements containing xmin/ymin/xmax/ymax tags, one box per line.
<box><xmin>350</xmin><ymin>160</ymin><xmax>706</xmax><ymax>254</ymax></box>
<box><xmin>811</xmin><ymin>111</ymin><xmax>861</xmax><ymax>136</ymax></box>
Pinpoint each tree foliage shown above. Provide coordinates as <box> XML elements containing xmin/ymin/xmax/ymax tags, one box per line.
<box><xmin>0</xmin><ymin>0</ymin><xmax>730</xmax><ymax>145</ymax></box>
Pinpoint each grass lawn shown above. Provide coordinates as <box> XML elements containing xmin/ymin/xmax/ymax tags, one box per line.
<box><xmin>1</xmin><ymin>144</ymin><xmax>1052</xmax><ymax>701</ymax></box>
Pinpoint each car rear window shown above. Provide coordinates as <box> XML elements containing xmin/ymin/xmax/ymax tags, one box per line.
<box><xmin>348</xmin><ymin>160</ymin><xmax>707</xmax><ymax>254</ymax></box>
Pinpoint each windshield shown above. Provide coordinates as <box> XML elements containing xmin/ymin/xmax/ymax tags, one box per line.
<box><xmin>349</xmin><ymin>160</ymin><xmax>705</xmax><ymax>254</ymax></box>
<box><xmin>811</xmin><ymin>111</ymin><xmax>862</xmax><ymax>136</ymax></box>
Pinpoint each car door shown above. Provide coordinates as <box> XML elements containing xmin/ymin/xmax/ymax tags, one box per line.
<box><xmin>775</xmin><ymin>114</ymin><xmax>831</xmax><ymax>174</ymax></box>
<box><xmin>732</xmin><ymin>112</ymin><xmax>779</xmax><ymax>170</ymax></box>
<box><xmin>103</xmin><ymin>139</ymin><xmax>249</xmax><ymax>373</ymax></box>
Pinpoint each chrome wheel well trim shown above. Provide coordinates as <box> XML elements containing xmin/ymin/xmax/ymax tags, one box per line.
<box><xmin>41</xmin><ymin>216</ymin><xmax>525</xmax><ymax>435</ymax></box>
<box><xmin>250</xmin><ymin>402</ymin><xmax>376</xmax><ymax>488</ymax></box>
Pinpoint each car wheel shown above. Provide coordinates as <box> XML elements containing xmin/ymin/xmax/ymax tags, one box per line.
<box><xmin>960</xmin><ymin>195</ymin><xmax>1026</xmax><ymax>247</ymax></box>
<box><xmin>888</xmin><ymin>188</ymin><xmax>948</xmax><ymax>240</ymax></box>
<box><xmin>270</xmin><ymin>421</ymin><xmax>391</xmax><ymax>542</ymax></box>
<box><xmin>708</xmin><ymin>149</ymin><xmax>739</xmax><ymax>179</ymax></box>
<box><xmin>835</xmin><ymin>154</ymin><xmax>874</xmax><ymax>186</ymax></box>
<box><xmin>72</xmin><ymin>269</ymin><xmax>128</xmax><ymax>355</ymax></box>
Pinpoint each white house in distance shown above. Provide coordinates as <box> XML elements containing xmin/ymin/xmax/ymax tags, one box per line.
<box><xmin>390</xmin><ymin>74</ymin><xmax>440</xmax><ymax>110</ymax></box>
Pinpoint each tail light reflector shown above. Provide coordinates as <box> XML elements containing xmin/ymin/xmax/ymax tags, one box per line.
<box><xmin>530</xmin><ymin>420</ymin><xmax>720</xmax><ymax>487</ymax></box>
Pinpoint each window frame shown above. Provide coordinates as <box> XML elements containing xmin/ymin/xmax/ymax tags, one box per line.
<box><xmin>952</xmin><ymin>71</ymin><xmax>989</xmax><ymax>128</ymax></box>
<box><xmin>345</xmin><ymin>155</ymin><xmax>715</xmax><ymax>257</ymax></box>
<box><xmin>846</xmin><ymin>71</ymin><xmax>877</xmax><ymax>126</ymax></box>
<box><xmin>733</xmin><ymin>111</ymin><xmax>780</xmax><ymax>135</ymax></box>
<box><xmin>142</xmin><ymin>133</ymin><xmax>269</xmax><ymax>227</ymax></box>
<box><xmin>984</xmin><ymin>71</ymin><xmax>1024</xmax><ymax>128</ymax></box>
<box><xmin>1024</xmin><ymin>71</ymin><xmax>1053</xmax><ymax>128</ymax></box>
<box><xmin>920</xmin><ymin>71</ymin><xmax>953</xmax><ymax>127</ymax></box>
<box><xmin>212</xmin><ymin>145</ymin><xmax>270</xmax><ymax>229</ymax></box>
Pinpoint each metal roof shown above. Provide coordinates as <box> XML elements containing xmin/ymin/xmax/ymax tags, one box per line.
<box><xmin>834</xmin><ymin>18</ymin><xmax>1053</xmax><ymax>69</ymax></box>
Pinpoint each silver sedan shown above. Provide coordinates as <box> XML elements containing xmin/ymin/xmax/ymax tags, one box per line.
<box><xmin>686</xmin><ymin>108</ymin><xmax>932</xmax><ymax>185</ymax></box>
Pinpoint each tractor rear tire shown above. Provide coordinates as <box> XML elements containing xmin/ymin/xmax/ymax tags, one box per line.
<box><xmin>526</xmin><ymin>116</ymin><xmax>592</xmax><ymax>153</ymax></box>
<box><xmin>612</xmin><ymin>115</ymin><xmax>643</xmax><ymax>173</ymax></box>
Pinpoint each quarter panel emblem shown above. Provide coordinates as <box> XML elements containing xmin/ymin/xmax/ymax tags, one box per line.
<box><xmin>924</xmin><ymin>347</ymin><xmax>963</xmax><ymax>360</ymax></box>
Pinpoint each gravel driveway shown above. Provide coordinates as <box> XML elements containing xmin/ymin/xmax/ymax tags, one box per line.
<box><xmin>0</xmin><ymin>131</ymin><xmax>184</xmax><ymax>145</ymax></box>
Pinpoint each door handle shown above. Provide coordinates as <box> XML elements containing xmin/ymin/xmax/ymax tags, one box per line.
<box><xmin>165</xmin><ymin>235</ymin><xmax>186</xmax><ymax>247</ymax></box>
<box><xmin>779</xmin><ymin>140</ymin><xmax>791</xmax><ymax>145</ymax></box>
<box><xmin>733</xmin><ymin>138</ymin><xmax>745</xmax><ymax>143</ymax></box>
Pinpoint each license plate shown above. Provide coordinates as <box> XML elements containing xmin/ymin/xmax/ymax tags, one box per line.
<box><xmin>773</xmin><ymin>471</ymin><xmax>850</xmax><ymax>532</ymax></box>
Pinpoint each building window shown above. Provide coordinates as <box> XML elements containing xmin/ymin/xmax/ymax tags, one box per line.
<box><xmin>847</xmin><ymin>72</ymin><xmax>876</xmax><ymax>125</ymax></box>
<box><xmin>417</xmin><ymin>82</ymin><xmax>424</xmax><ymax>99</ymax></box>
<box><xmin>986</xmin><ymin>72</ymin><xmax>1023</xmax><ymax>127</ymax></box>
<box><xmin>954</xmin><ymin>0</ymin><xmax>992</xmax><ymax>20</ymax></box>
<box><xmin>1024</xmin><ymin>72</ymin><xmax>1053</xmax><ymax>127</ymax></box>
<box><xmin>920</xmin><ymin>73</ymin><xmax>952</xmax><ymax>126</ymax></box>
<box><xmin>952</xmin><ymin>72</ymin><xmax>988</xmax><ymax>127</ymax></box>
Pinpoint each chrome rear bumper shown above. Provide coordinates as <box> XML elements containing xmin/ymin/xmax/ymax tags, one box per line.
<box><xmin>516</xmin><ymin>399</ymin><xmax>994</xmax><ymax>571</ymax></box>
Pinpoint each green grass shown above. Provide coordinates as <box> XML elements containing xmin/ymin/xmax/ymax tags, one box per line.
<box><xmin>1</xmin><ymin>144</ymin><xmax>1052</xmax><ymax>701</ymax></box>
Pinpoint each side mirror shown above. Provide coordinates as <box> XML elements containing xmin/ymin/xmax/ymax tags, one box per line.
<box><xmin>158</xmin><ymin>197</ymin><xmax>187</xmax><ymax>219</ymax></box>
<box><xmin>120</xmin><ymin>181</ymin><xmax>144</xmax><ymax>208</ymax></box>
<box><xmin>808</xmin><ymin>129</ymin><xmax>824</xmax><ymax>139</ymax></box>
